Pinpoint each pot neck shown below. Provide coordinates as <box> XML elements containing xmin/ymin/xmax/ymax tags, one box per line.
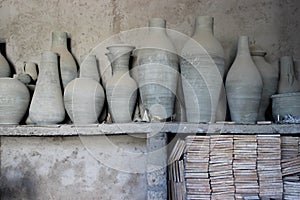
<box><xmin>148</xmin><ymin>18</ymin><xmax>167</xmax><ymax>34</ymax></box>
<box><xmin>193</xmin><ymin>16</ymin><xmax>214</xmax><ymax>36</ymax></box>
<box><xmin>237</xmin><ymin>36</ymin><xmax>251</xmax><ymax>57</ymax></box>
<box><xmin>111</xmin><ymin>53</ymin><xmax>131</xmax><ymax>75</ymax></box>
<box><xmin>51</xmin><ymin>31</ymin><xmax>68</xmax><ymax>48</ymax></box>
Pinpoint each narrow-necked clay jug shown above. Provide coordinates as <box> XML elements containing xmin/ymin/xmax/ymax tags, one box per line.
<box><xmin>106</xmin><ymin>45</ymin><xmax>137</xmax><ymax>123</ymax></box>
<box><xmin>135</xmin><ymin>18</ymin><xmax>178</xmax><ymax>121</ymax></box>
<box><xmin>250</xmin><ymin>45</ymin><xmax>278</xmax><ymax>121</ymax></box>
<box><xmin>278</xmin><ymin>56</ymin><xmax>300</xmax><ymax>94</ymax></box>
<box><xmin>180</xmin><ymin>16</ymin><xmax>225</xmax><ymax>123</ymax></box>
<box><xmin>0</xmin><ymin>76</ymin><xmax>30</xmax><ymax>124</ymax></box>
<box><xmin>29</xmin><ymin>51</ymin><xmax>65</xmax><ymax>125</ymax></box>
<box><xmin>225</xmin><ymin>36</ymin><xmax>263</xmax><ymax>124</ymax></box>
<box><xmin>51</xmin><ymin>31</ymin><xmax>77</xmax><ymax>89</ymax></box>
<box><xmin>64</xmin><ymin>55</ymin><xmax>105</xmax><ymax>124</ymax></box>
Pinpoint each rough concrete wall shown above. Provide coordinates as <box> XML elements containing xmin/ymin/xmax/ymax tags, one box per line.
<box><xmin>0</xmin><ymin>0</ymin><xmax>299</xmax><ymax>73</ymax></box>
<box><xmin>0</xmin><ymin>136</ymin><xmax>147</xmax><ymax>200</ymax></box>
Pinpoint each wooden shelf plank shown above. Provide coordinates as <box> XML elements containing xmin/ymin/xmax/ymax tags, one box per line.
<box><xmin>0</xmin><ymin>123</ymin><xmax>299</xmax><ymax>136</ymax></box>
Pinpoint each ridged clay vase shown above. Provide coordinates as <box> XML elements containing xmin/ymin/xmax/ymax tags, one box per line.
<box><xmin>51</xmin><ymin>31</ymin><xmax>77</xmax><ymax>89</ymax></box>
<box><xmin>106</xmin><ymin>45</ymin><xmax>137</xmax><ymax>123</ymax></box>
<box><xmin>180</xmin><ymin>16</ymin><xmax>225</xmax><ymax>123</ymax></box>
<box><xmin>278</xmin><ymin>56</ymin><xmax>300</xmax><ymax>94</ymax></box>
<box><xmin>272</xmin><ymin>92</ymin><xmax>300</xmax><ymax>120</ymax></box>
<box><xmin>29</xmin><ymin>51</ymin><xmax>65</xmax><ymax>125</ymax></box>
<box><xmin>64</xmin><ymin>55</ymin><xmax>105</xmax><ymax>124</ymax></box>
<box><xmin>250</xmin><ymin>45</ymin><xmax>279</xmax><ymax>121</ymax></box>
<box><xmin>0</xmin><ymin>77</ymin><xmax>30</xmax><ymax>124</ymax></box>
<box><xmin>135</xmin><ymin>18</ymin><xmax>179</xmax><ymax>121</ymax></box>
<box><xmin>225</xmin><ymin>36</ymin><xmax>263</xmax><ymax>124</ymax></box>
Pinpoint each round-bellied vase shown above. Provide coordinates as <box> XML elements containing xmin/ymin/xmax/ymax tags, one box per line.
<box><xmin>0</xmin><ymin>77</ymin><xmax>30</xmax><ymax>124</ymax></box>
<box><xmin>135</xmin><ymin>18</ymin><xmax>178</xmax><ymax>121</ymax></box>
<box><xmin>64</xmin><ymin>54</ymin><xmax>105</xmax><ymax>124</ymax></box>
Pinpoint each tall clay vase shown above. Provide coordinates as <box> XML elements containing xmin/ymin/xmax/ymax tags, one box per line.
<box><xmin>0</xmin><ymin>77</ymin><xmax>30</xmax><ymax>124</ymax></box>
<box><xmin>29</xmin><ymin>51</ymin><xmax>65</xmax><ymax>125</ymax></box>
<box><xmin>180</xmin><ymin>16</ymin><xmax>225</xmax><ymax>123</ymax></box>
<box><xmin>106</xmin><ymin>45</ymin><xmax>137</xmax><ymax>123</ymax></box>
<box><xmin>51</xmin><ymin>31</ymin><xmax>77</xmax><ymax>89</ymax></box>
<box><xmin>225</xmin><ymin>36</ymin><xmax>263</xmax><ymax>124</ymax></box>
<box><xmin>64</xmin><ymin>55</ymin><xmax>105</xmax><ymax>124</ymax></box>
<box><xmin>135</xmin><ymin>18</ymin><xmax>178</xmax><ymax>121</ymax></box>
<box><xmin>278</xmin><ymin>56</ymin><xmax>300</xmax><ymax>94</ymax></box>
<box><xmin>0</xmin><ymin>51</ymin><xmax>11</xmax><ymax>77</ymax></box>
<box><xmin>250</xmin><ymin>45</ymin><xmax>278</xmax><ymax>121</ymax></box>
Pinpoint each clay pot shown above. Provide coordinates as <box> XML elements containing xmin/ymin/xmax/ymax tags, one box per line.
<box><xmin>64</xmin><ymin>55</ymin><xmax>105</xmax><ymax>124</ymax></box>
<box><xmin>272</xmin><ymin>92</ymin><xmax>300</xmax><ymax>120</ymax></box>
<box><xmin>180</xmin><ymin>16</ymin><xmax>225</xmax><ymax>123</ymax></box>
<box><xmin>106</xmin><ymin>45</ymin><xmax>137</xmax><ymax>123</ymax></box>
<box><xmin>0</xmin><ymin>51</ymin><xmax>11</xmax><ymax>77</ymax></box>
<box><xmin>250</xmin><ymin>45</ymin><xmax>279</xmax><ymax>121</ymax></box>
<box><xmin>135</xmin><ymin>18</ymin><xmax>178</xmax><ymax>121</ymax></box>
<box><xmin>51</xmin><ymin>31</ymin><xmax>77</xmax><ymax>89</ymax></box>
<box><xmin>0</xmin><ymin>77</ymin><xmax>30</xmax><ymax>124</ymax></box>
<box><xmin>278</xmin><ymin>56</ymin><xmax>300</xmax><ymax>94</ymax></box>
<box><xmin>225</xmin><ymin>36</ymin><xmax>263</xmax><ymax>124</ymax></box>
<box><xmin>29</xmin><ymin>51</ymin><xmax>65</xmax><ymax>125</ymax></box>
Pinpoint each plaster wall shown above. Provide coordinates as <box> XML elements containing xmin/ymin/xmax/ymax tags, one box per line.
<box><xmin>0</xmin><ymin>0</ymin><xmax>299</xmax><ymax>199</ymax></box>
<box><xmin>0</xmin><ymin>0</ymin><xmax>299</xmax><ymax>72</ymax></box>
<box><xmin>0</xmin><ymin>136</ymin><xmax>147</xmax><ymax>199</ymax></box>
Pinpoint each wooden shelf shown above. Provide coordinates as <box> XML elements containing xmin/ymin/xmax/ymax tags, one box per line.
<box><xmin>0</xmin><ymin>123</ymin><xmax>299</xmax><ymax>136</ymax></box>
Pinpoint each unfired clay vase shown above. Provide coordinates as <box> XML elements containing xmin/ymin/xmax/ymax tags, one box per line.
<box><xmin>29</xmin><ymin>51</ymin><xmax>65</xmax><ymax>124</ymax></box>
<box><xmin>0</xmin><ymin>77</ymin><xmax>30</xmax><ymax>124</ymax></box>
<box><xmin>135</xmin><ymin>18</ymin><xmax>178</xmax><ymax>121</ymax></box>
<box><xmin>250</xmin><ymin>45</ymin><xmax>278</xmax><ymax>121</ymax></box>
<box><xmin>106</xmin><ymin>45</ymin><xmax>137</xmax><ymax>123</ymax></box>
<box><xmin>64</xmin><ymin>55</ymin><xmax>105</xmax><ymax>125</ymax></box>
<box><xmin>51</xmin><ymin>31</ymin><xmax>77</xmax><ymax>89</ymax></box>
<box><xmin>180</xmin><ymin>16</ymin><xmax>225</xmax><ymax>123</ymax></box>
<box><xmin>0</xmin><ymin>51</ymin><xmax>11</xmax><ymax>77</ymax></box>
<box><xmin>278</xmin><ymin>56</ymin><xmax>300</xmax><ymax>94</ymax></box>
<box><xmin>225</xmin><ymin>36</ymin><xmax>263</xmax><ymax>124</ymax></box>
<box><xmin>272</xmin><ymin>92</ymin><xmax>300</xmax><ymax>120</ymax></box>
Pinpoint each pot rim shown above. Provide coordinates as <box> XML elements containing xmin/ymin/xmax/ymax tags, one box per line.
<box><xmin>271</xmin><ymin>92</ymin><xmax>300</xmax><ymax>98</ymax></box>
